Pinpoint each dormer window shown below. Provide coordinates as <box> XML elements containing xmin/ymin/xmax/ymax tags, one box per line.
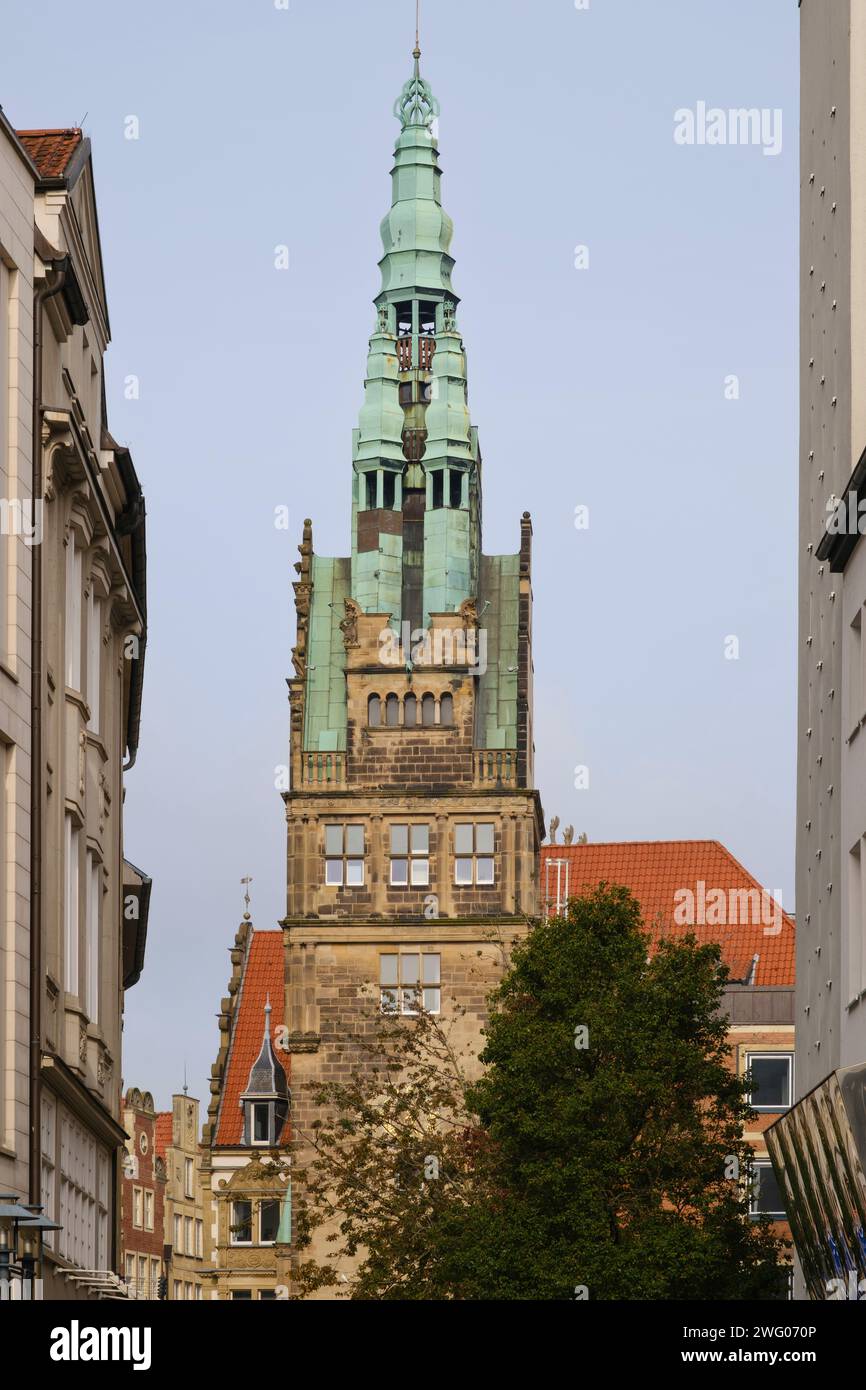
<box><xmin>240</xmin><ymin>996</ymin><xmax>290</xmax><ymax>1148</ymax></box>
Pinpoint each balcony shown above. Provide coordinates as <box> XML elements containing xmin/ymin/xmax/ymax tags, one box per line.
<box><xmin>299</xmin><ymin>751</ymin><xmax>346</xmax><ymax>788</ymax></box>
<box><xmin>473</xmin><ymin>749</ymin><xmax>518</xmax><ymax>788</ymax></box>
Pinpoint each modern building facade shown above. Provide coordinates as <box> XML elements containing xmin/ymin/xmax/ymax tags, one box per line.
<box><xmin>0</xmin><ymin>120</ymin><xmax>149</xmax><ymax>1298</ymax></box>
<box><xmin>767</xmin><ymin>0</ymin><xmax>866</xmax><ymax>1300</ymax></box>
<box><xmin>120</xmin><ymin>1089</ymin><xmax>166</xmax><ymax>1300</ymax></box>
<box><xmin>542</xmin><ymin>839</ymin><xmax>796</xmax><ymax>1252</ymax></box>
<box><xmin>203</xmin><ymin>924</ymin><xmax>292</xmax><ymax>1300</ymax></box>
<box><xmin>155</xmin><ymin>1091</ymin><xmax>207</xmax><ymax>1300</ymax></box>
<box><xmin>279</xmin><ymin>48</ymin><xmax>542</xmax><ymax>1290</ymax></box>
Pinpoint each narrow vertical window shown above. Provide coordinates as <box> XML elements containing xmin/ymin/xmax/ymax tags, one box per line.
<box><xmin>365</xmin><ymin>471</ymin><xmax>377</xmax><ymax>510</ymax></box>
<box><xmin>440</xmin><ymin>692</ymin><xmax>453</xmax><ymax>724</ymax></box>
<box><xmin>403</xmin><ymin>692</ymin><xmax>417</xmax><ymax>727</ymax></box>
<box><xmin>431</xmin><ymin>471</ymin><xmax>444</xmax><ymax>509</ymax></box>
<box><xmin>64</xmin><ymin>813</ymin><xmax>80</xmax><ymax>995</ymax></box>
<box><xmin>85</xmin><ymin>852</ymin><xmax>100</xmax><ymax>1024</ymax></box>
<box><xmin>421</xmin><ymin>693</ymin><xmax>435</xmax><ymax>726</ymax></box>
<box><xmin>449</xmin><ymin>470</ymin><xmax>462</xmax><ymax>509</ymax></box>
<box><xmin>65</xmin><ymin>533</ymin><xmax>82</xmax><ymax>691</ymax></box>
<box><xmin>86</xmin><ymin>589</ymin><xmax>102</xmax><ymax>732</ymax></box>
<box><xmin>368</xmin><ymin>693</ymin><xmax>381</xmax><ymax>726</ymax></box>
<box><xmin>386</xmin><ymin>693</ymin><xmax>400</xmax><ymax>726</ymax></box>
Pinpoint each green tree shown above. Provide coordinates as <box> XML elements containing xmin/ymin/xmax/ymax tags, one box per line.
<box><xmin>293</xmin><ymin>885</ymin><xmax>789</xmax><ymax>1300</ymax></box>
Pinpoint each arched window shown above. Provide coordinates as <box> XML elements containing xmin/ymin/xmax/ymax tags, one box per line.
<box><xmin>421</xmin><ymin>693</ymin><xmax>436</xmax><ymax>727</ymax></box>
<box><xmin>404</xmin><ymin>693</ymin><xmax>417</xmax><ymax>728</ymax></box>
<box><xmin>440</xmin><ymin>693</ymin><xmax>454</xmax><ymax>725</ymax></box>
<box><xmin>386</xmin><ymin>694</ymin><xmax>400</xmax><ymax>727</ymax></box>
<box><xmin>368</xmin><ymin>694</ymin><xmax>381</xmax><ymax>727</ymax></box>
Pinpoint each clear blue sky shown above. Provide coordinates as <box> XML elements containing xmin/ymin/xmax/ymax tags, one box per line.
<box><xmin>1</xmin><ymin>0</ymin><xmax>799</xmax><ymax>1111</ymax></box>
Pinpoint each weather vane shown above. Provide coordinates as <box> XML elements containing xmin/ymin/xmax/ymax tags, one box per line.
<box><xmin>241</xmin><ymin>875</ymin><xmax>253</xmax><ymax>915</ymax></box>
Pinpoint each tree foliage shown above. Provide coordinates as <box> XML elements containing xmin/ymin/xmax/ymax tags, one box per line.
<box><xmin>292</xmin><ymin>886</ymin><xmax>789</xmax><ymax>1300</ymax></box>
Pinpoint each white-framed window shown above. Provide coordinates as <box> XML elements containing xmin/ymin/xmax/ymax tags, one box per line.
<box><xmin>195</xmin><ymin>1284</ymin><xmax>203</xmax><ymax>1300</ymax></box>
<box><xmin>250</xmin><ymin>1100</ymin><xmax>273</xmax><ymax>1146</ymax></box>
<box><xmin>380</xmin><ymin>953</ymin><xmax>440</xmax><ymax>1015</ymax></box>
<box><xmin>259</xmin><ymin>1199</ymin><xmax>280</xmax><ymax>1245</ymax></box>
<box><xmin>173</xmin><ymin>1279</ymin><xmax>181</xmax><ymax>1302</ymax></box>
<box><xmin>195</xmin><ymin>1217</ymin><xmax>203</xmax><ymax>1258</ymax></box>
<box><xmin>64</xmin><ymin>813</ymin><xmax>80</xmax><ymax>995</ymax></box>
<box><xmin>185</xmin><ymin>1156</ymin><xmax>194</xmax><ymax>1197</ymax></box>
<box><xmin>185</xmin><ymin>1215</ymin><xmax>193</xmax><ymax>1254</ymax></box>
<box><xmin>231</xmin><ymin>1199</ymin><xmax>253</xmax><ymax>1245</ymax></box>
<box><xmin>390</xmin><ymin>824</ymin><xmax>430</xmax><ymax>886</ymax></box>
<box><xmin>144</xmin><ymin>1188</ymin><xmax>154</xmax><ymax>1232</ymax></box>
<box><xmin>65</xmin><ymin>530</ymin><xmax>83</xmax><ymax>691</ymax></box>
<box><xmin>41</xmin><ymin>1094</ymin><xmax>56</xmax><ymax>1250</ymax></box>
<box><xmin>57</xmin><ymin>1110</ymin><xmax>109</xmax><ymax>1268</ymax></box>
<box><xmin>125</xmin><ymin>1252</ymin><xmax>135</xmax><ymax>1286</ymax></box>
<box><xmin>150</xmin><ymin>1257</ymin><xmax>160</xmax><ymax>1298</ymax></box>
<box><xmin>324</xmin><ymin>824</ymin><xmax>365</xmax><ymax>886</ymax></box>
<box><xmin>847</xmin><ymin>836</ymin><xmax>866</xmax><ymax>1006</ymax></box>
<box><xmin>174</xmin><ymin>1212</ymin><xmax>182</xmax><ymax>1252</ymax></box>
<box><xmin>746</xmin><ymin>1053</ymin><xmax>793</xmax><ymax>1112</ymax></box>
<box><xmin>85</xmin><ymin>851</ymin><xmax>100</xmax><ymax>1024</ymax></box>
<box><xmin>86</xmin><ymin>587</ymin><xmax>102</xmax><ymax>732</ymax></box>
<box><xmin>454</xmin><ymin>823</ymin><xmax>495</xmax><ymax>885</ymax></box>
<box><xmin>133</xmin><ymin>1185</ymin><xmax>143</xmax><ymax>1229</ymax></box>
<box><xmin>749</xmin><ymin>1160</ymin><xmax>786</xmax><ymax>1219</ymax></box>
<box><xmin>185</xmin><ymin>1281</ymin><xmax>193</xmax><ymax>1300</ymax></box>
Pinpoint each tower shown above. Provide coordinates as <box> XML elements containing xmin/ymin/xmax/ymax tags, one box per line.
<box><xmin>282</xmin><ymin>49</ymin><xmax>544</xmax><ymax>1274</ymax></box>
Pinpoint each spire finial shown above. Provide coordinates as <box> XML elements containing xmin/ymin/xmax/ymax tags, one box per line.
<box><xmin>241</xmin><ymin>875</ymin><xmax>252</xmax><ymax>919</ymax></box>
<box><xmin>183</xmin><ymin>1059</ymin><xmax>188</xmax><ymax>1096</ymax></box>
<box><xmin>414</xmin><ymin>0</ymin><xmax>421</xmax><ymax>59</ymax></box>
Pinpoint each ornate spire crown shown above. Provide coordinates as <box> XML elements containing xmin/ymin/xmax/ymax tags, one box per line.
<box><xmin>394</xmin><ymin>48</ymin><xmax>439</xmax><ymax>132</ymax></box>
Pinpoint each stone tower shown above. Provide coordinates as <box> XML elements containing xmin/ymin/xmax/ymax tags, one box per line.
<box><xmin>282</xmin><ymin>49</ymin><xmax>544</xmax><ymax>1231</ymax></box>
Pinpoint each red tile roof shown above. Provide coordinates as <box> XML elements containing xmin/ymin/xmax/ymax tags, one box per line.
<box><xmin>215</xmin><ymin>931</ymin><xmax>287</xmax><ymax>1147</ymax></box>
<box><xmin>154</xmin><ymin>1111</ymin><xmax>173</xmax><ymax>1159</ymax></box>
<box><xmin>540</xmin><ymin>840</ymin><xmax>794</xmax><ymax>987</ymax></box>
<box><xmin>16</xmin><ymin>128</ymin><xmax>82</xmax><ymax>178</ymax></box>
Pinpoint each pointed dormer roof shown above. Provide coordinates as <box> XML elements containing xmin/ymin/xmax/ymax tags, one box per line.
<box><xmin>243</xmin><ymin>994</ymin><xmax>288</xmax><ymax>1102</ymax></box>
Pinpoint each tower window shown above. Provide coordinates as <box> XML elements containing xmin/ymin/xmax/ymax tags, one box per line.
<box><xmin>431</xmin><ymin>471</ymin><xmax>444</xmax><ymax>509</ymax></box>
<box><xmin>398</xmin><ymin>381</ymin><xmax>413</xmax><ymax>406</ymax></box>
<box><xmin>383</xmin><ymin>472</ymin><xmax>396</xmax><ymax>509</ymax></box>
<box><xmin>449</xmin><ymin>471</ymin><xmax>463</xmax><ymax>509</ymax></box>
<box><xmin>403</xmin><ymin>693</ymin><xmax>417</xmax><ymax>727</ymax></box>
<box><xmin>365</xmin><ymin>471</ymin><xmax>377</xmax><ymax>510</ymax></box>
<box><xmin>440</xmin><ymin>693</ymin><xmax>454</xmax><ymax>724</ymax></box>
<box><xmin>421</xmin><ymin>693</ymin><xmax>436</xmax><ymax>726</ymax></box>
<box><xmin>390</xmin><ymin>824</ymin><xmax>430</xmax><ymax>886</ymax></box>
<box><xmin>380</xmin><ymin>952</ymin><xmax>440</xmax><ymax>1014</ymax></box>
<box><xmin>325</xmin><ymin>824</ymin><xmax>365</xmax><ymax>886</ymax></box>
<box><xmin>454</xmin><ymin>823</ymin><xmax>495</xmax><ymax>886</ymax></box>
<box><xmin>395</xmin><ymin>302</ymin><xmax>413</xmax><ymax>337</ymax></box>
<box><xmin>385</xmin><ymin>693</ymin><xmax>400</xmax><ymax>726</ymax></box>
<box><xmin>419</xmin><ymin>301</ymin><xmax>437</xmax><ymax>335</ymax></box>
<box><xmin>368</xmin><ymin>694</ymin><xmax>381</xmax><ymax>727</ymax></box>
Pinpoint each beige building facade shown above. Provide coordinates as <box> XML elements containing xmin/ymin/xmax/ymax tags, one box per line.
<box><xmin>156</xmin><ymin>1092</ymin><xmax>207</xmax><ymax>1300</ymax></box>
<box><xmin>0</xmin><ymin>120</ymin><xmax>149</xmax><ymax>1299</ymax></box>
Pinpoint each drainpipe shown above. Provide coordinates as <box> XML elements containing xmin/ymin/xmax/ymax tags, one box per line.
<box><xmin>29</xmin><ymin>257</ymin><xmax>68</xmax><ymax>1205</ymax></box>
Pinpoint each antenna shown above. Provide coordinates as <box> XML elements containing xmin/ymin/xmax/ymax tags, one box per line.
<box><xmin>241</xmin><ymin>875</ymin><xmax>253</xmax><ymax>917</ymax></box>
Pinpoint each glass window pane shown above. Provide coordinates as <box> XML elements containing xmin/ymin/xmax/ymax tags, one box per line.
<box><xmin>410</xmin><ymin>858</ymin><xmax>429</xmax><ymax>886</ymax></box>
<box><xmin>403</xmin><ymin>694</ymin><xmax>417</xmax><ymax>727</ymax></box>
<box><xmin>346</xmin><ymin>859</ymin><xmax>364</xmax><ymax>886</ymax></box>
<box><xmin>368</xmin><ymin>695</ymin><xmax>381</xmax><ymax>727</ymax></box>
<box><xmin>391</xmin><ymin>858</ymin><xmax>409</xmax><ymax>886</ymax></box>
<box><xmin>454</xmin><ymin>824</ymin><xmax>473</xmax><ymax>854</ymax></box>
<box><xmin>422</xmin><ymin>954</ymin><xmax>440</xmax><ymax>985</ymax></box>
<box><xmin>401</xmin><ymin>954</ymin><xmax>420</xmax><ymax>986</ymax></box>
<box><xmin>259</xmin><ymin>1199</ymin><xmax>280</xmax><ymax>1244</ymax></box>
<box><xmin>345</xmin><ymin>825</ymin><xmax>364</xmax><ymax>855</ymax></box>
<box><xmin>325</xmin><ymin>859</ymin><xmax>343</xmax><ymax>886</ymax></box>
<box><xmin>380</xmin><ymin>954</ymin><xmax>399</xmax><ymax>986</ymax></box>
<box><xmin>325</xmin><ymin>825</ymin><xmax>343</xmax><ymax>855</ymax></box>
<box><xmin>391</xmin><ymin>824</ymin><xmax>409</xmax><ymax>854</ymax></box>
<box><xmin>422</xmin><ymin>694</ymin><xmax>436</xmax><ymax>726</ymax></box>
<box><xmin>380</xmin><ymin>988</ymin><xmax>398</xmax><ymax>1013</ymax></box>
<box><xmin>386</xmin><ymin>694</ymin><xmax>400</xmax><ymax>726</ymax></box>
<box><xmin>476</xmin><ymin>857</ymin><xmax>495</xmax><ymax>885</ymax></box>
<box><xmin>401</xmin><ymin>988</ymin><xmax>420</xmax><ymax>1015</ymax></box>
<box><xmin>455</xmin><ymin>857</ymin><xmax>473</xmax><ymax>885</ymax></box>
<box><xmin>253</xmin><ymin>1104</ymin><xmax>270</xmax><ymax>1142</ymax></box>
<box><xmin>423</xmin><ymin>987</ymin><xmax>441</xmax><ymax>1014</ymax></box>
<box><xmin>411</xmin><ymin>824</ymin><xmax>429</xmax><ymax>854</ymax></box>
<box><xmin>749</xmin><ymin>1056</ymin><xmax>791</xmax><ymax>1109</ymax></box>
<box><xmin>752</xmin><ymin>1165</ymin><xmax>785</xmax><ymax>1217</ymax></box>
<box><xmin>476</xmin><ymin>824</ymin><xmax>495</xmax><ymax>854</ymax></box>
